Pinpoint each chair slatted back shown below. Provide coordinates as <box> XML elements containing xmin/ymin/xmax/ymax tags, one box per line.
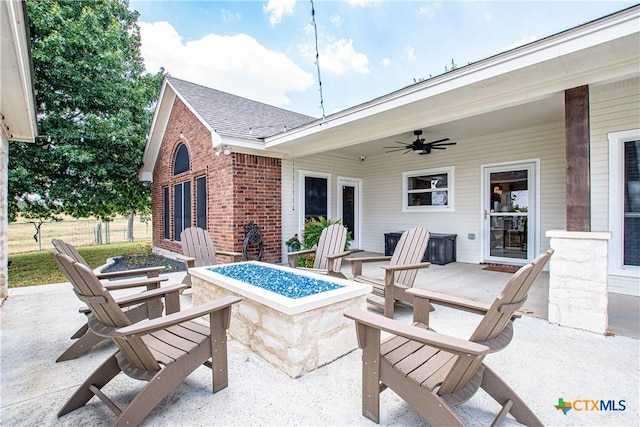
<box><xmin>389</xmin><ymin>227</ymin><xmax>430</xmax><ymax>287</ymax></box>
<box><xmin>438</xmin><ymin>249</ymin><xmax>553</xmax><ymax>395</ymax></box>
<box><xmin>180</xmin><ymin>227</ymin><xmax>217</xmax><ymax>267</ymax></box>
<box><xmin>313</xmin><ymin>224</ymin><xmax>348</xmax><ymax>271</ymax></box>
<box><xmin>53</xmin><ymin>253</ymin><xmax>161</xmax><ymax>373</ymax></box>
<box><xmin>52</xmin><ymin>238</ymin><xmax>90</xmax><ymax>267</ymax></box>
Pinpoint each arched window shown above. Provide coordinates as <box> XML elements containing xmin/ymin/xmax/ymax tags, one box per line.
<box><xmin>173</xmin><ymin>143</ymin><xmax>190</xmax><ymax>175</ymax></box>
<box><xmin>171</xmin><ymin>143</ymin><xmax>191</xmax><ymax>240</ymax></box>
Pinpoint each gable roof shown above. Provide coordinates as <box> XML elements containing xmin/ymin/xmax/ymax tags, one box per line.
<box><xmin>167</xmin><ymin>77</ymin><xmax>316</xmax><ymax>140</ymax></box>
<box><xmin>140</xmin><ymin>76</ymin><xmax>316</xmax><ymax>180</ymax></box>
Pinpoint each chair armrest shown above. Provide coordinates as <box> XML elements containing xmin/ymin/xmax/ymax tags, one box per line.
<box><xmin>287</xmin><ymin>248</ymin><xmax>316</xmax><ymax>257</ymax></box>
<box><xmin>215</xmin><ymin>250</ymin><xmax>243</xmax><ymax>262</ymax></box>
<box><xmin>344</xmin><ymin>309</ymin><xmax>489</xmax><ymax>358</ymax></box>
<box><xmin>116</xmin><ymin>295</ymin><xmax>242</xmax><ymax>337</ymax></box>
<box><xmin>175</xmin><ymin>253</ymin><xmax>196</xmax><ymax>263</ymax></box>
<box><xmin>287</xmin><ymin>249</ymin><xmax>316</xmax><ymax>268</ymax></box>
<box><xmin>97</xmin><ymin>266</ymin><xmax>164</xmax><ymax>280</ymax></box>
<box><xmin>114</xmin><ymin>283</ymin><xmax>188</xmax><ymax>308</ymax></box>
<box><xmin>103</xmin><ymin>276</ymin><xmax>168</xmax><ymax>291</ymax></box>
<box><xmin>406</xmin><ymin>288</ymin><xmax>490</xmax><ymax>315</ymax></box>
<box><xmin>346</xmin><ymin>255</ymin><xmax>392</xmax><ymax>263</ymax></box>
<box><xmin>347</xmin><ymin>255</ymin><xmax>392</xmax><ymax>277</ymax></box>
<box><xmin>326</xmin><ymin>250</ymin><xmax>351</xmax><ymax>260</ymax></box>
<box><xmin>381</xmin><ymin>262</ymin><xmax>431</xmax><ymax>272</ymax></box>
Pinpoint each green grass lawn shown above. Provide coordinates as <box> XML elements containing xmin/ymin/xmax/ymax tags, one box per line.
<box><xmin>8</xmin><ymin>241</ymin><xmax>153</xmax><ymax>287</ymax></box>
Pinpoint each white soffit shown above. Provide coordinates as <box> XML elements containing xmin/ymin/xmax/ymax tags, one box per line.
<box><xmin>0</xmin><ymin>0</ymin><xmax>36</xmax><ymax>142</ymax></box>
<box><xmin>264</xmin><ymin>6</ymin><xmax>640</xmax><ymax>157</ymax></box>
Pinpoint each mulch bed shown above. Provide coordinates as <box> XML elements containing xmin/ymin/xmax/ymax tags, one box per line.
<box><xmin>101</xmin><ymin>254</ymin><xmax>186</xmax><ymax>274</ymax></box>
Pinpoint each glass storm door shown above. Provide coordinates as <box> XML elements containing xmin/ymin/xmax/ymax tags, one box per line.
<box><xmin>338</xmin><ymin>177</ymin><xmax>361</xmax><ymax>249</ymax></box>
<box><xmin>483</xmin><ymin>162</ymin><xmax>536</xmax><ymax>264</ymax></box>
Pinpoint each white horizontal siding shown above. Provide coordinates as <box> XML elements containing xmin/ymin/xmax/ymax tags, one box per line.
<box><xmin>590</xmin><ymin>77</ymin><xmax>640</xmax><ymax>232</ymax></box>
<box><xmin>362</xmin><ymin>122</ymin><xmax>566</xmax><ymax>263</ymax></box>
<box><xmin>281</xmin><ymin>154</ymin><xmax>363</xmax><ymax>259</ymax></box>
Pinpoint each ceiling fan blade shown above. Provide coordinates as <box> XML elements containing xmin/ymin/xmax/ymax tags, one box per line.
<box><xmin>426</xmin><ymin>138</ymin><xmax>450</xmax><ymax>144</ymax></box>
<box><xmin>430</xmin><ymin>146</ymin><xmax>448</xmax><ymax>150</ymax></box>
<box><xmin>431</xmin><ymin>142</ymin><xmax>457</xmax><ymax>146</ymax></box>
<box><xmin>385</xmin><ymin>147</ymin><xmax>410</xmax><ymax>152</ymax></box>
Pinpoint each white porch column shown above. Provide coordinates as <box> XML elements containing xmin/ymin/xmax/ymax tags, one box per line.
<box><xmin>546</xmin><ymin>230</ymin><xmax>611</xmax><ymax>334</ymax></box>
<box><xmin>1</xmin><ymin>131</ymin><xmax>8</xmax><ymax>300</ymax></box>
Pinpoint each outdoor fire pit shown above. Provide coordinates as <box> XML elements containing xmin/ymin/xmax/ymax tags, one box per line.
<box><xmin>190</xmin><ymin>261</ymin><xmax>371</xmax><ymax>378</ymax></box>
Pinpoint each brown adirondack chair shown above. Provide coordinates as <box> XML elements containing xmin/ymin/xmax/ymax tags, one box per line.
<box><xmin>344</xmin><ymin>249</ymin><xmax>553</xmax><ymax>426</ymax></box>
<box><xmin>348</xmin><ymin>227</ymin><xmax>431</xmax><ymax>317</ymax></box>
<box><xmin>177</xmin><ymin>227</ymin><xmax>242</xmax><ymax>287</ymax></box>
<box><xmin>287</xmin><ymin>223</ymin><xmax>357</xmax><ymax>278</ymax></box>
<box><xmin>52</xmin><ymin>238</ymin><xmax>165</xmax><ymax>282</ymax></box>
<box><xmin>52</xmin><ymin>239</ymin><xmax>169</xmax><ymax>362</ymax></box>
<box><xmin>54</xmin><ymin>253</ymin><xmax>242</xmax><ymax>426</ymax></box>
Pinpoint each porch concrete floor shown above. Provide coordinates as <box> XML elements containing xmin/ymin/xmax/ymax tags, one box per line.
<box><xmin>1</xmin><ymin>263</ymin><xmax>638</xmax><ymax>426</ymax></box>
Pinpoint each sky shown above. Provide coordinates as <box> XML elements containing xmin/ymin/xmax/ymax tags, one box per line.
<box><xmin>129</xmin><ymin>0</ymin><xmax>638</xmax><ymax>118</ymax></box>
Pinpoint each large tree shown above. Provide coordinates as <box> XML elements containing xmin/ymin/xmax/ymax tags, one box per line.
<box><xmin>8</xmin><ymin>0</ymin><xmax>163</xmax><ymax>224</ymax></box>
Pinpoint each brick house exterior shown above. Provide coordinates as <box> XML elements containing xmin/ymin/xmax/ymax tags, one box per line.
<box><xmin>142</xmin><ymin>77</ymin><xmax>314</xmax><ymax>264</ymax></box>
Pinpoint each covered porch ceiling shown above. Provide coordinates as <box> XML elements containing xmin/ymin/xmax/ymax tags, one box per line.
<box><xmin>264</xmin><ymin>8</ymin><xmax>639</xmax><ymax>160</ymax></box>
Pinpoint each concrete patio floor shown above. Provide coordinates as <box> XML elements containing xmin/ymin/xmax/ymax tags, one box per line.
<box><xmin>1</xmin><ymin>261</ymin><xmax>638</xmax><ymax>426</ymax></box>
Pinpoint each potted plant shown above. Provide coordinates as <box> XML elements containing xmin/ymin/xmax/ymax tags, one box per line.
<box><xmin>285</xmin><ymin>234</ymin><xmax>301</xmax><ymax>252</ymax></box>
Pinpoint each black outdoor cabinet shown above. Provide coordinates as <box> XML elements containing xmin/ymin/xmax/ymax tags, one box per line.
<box><xmin>384</xmin><ymin>232</ymin><xmax>457</xmax><ymax>265</ymax></box>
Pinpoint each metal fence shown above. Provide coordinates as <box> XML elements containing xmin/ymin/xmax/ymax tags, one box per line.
<box><xmin>8</xmin><ymin>216</ymin><xmax>152</xmax><ymax>254</ymax></box>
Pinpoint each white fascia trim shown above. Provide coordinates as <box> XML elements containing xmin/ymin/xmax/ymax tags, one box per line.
<box><xmin>6</xmin><ymin>0</ymin><xmax>36</xmax><ymax>141</ymax></box>
<box><xmin>139</xmin><ymin>79</ymin><xmax>173</xmax><ymax>181</ymax></box>
<box><xmin>264</xmin><ymin>6</ymin><xmax>639</xmax><ymax>148</ymax></box>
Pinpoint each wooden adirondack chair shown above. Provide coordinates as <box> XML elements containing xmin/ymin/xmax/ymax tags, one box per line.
<box><xmin>177</xmin><ymin>227</ymin><xmax>242</xmax><ymax>287</ymax></box>
<box><xmin>344</xmin><ymin>249</ymin><xmax>553</xmax><ymax>426</ymax></box>
<box><xmin>347</xmin><ymin>227</ymin><xmax>431</xmax><ymax>317</ymax></box>
<box><xmin>287</xmin><ymin>223</ymin><xmax>357</xmax><ymax>278</ymax></box>
<box><xmin>52</xmin><ymin>238</ymin><xmax>165</xmax><ymax>282</ymax></box>
<box><xmin>54</xmin><ymin>253</ymin><xmax>242</xmax><ymax>427</ymax></box>
<box><xmin>52</xmin><ymin>239</ymin><xmax>169</xmax><ymax>362</ymax></box>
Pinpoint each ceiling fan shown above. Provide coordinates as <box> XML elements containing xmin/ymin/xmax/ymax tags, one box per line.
<box><xmin>384</xmin><ymin>130</ymin><xmax>456</xmax><ymax>155</ymax></box>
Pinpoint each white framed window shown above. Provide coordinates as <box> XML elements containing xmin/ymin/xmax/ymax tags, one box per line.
<box><xmin>608</xmin><ymin>129</ymin><xmax>640</xmax><ymax>278</ymax></box>
<box><xmin>402</xmin><ymin>166</ymin><xmax>454</xmax><ymax>212</ymax></box>
<box><xmin>299</xmin><ymin>170</ymin><xmax>331</xmax><ymax>229</ymax></box>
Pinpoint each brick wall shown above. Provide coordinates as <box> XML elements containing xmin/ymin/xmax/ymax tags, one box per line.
<box><xmin>233</xmin><ymin>153</ymin><xmax>282</xmax><ymax>263</ymax></box>
<box><xmin>151</xmin><ymin>98</ymin><xmax>282</xmax><ymax>264</ymax></box>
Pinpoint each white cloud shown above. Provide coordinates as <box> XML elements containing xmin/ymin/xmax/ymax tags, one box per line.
<box><xmin>506</xmin><ymin>35</ymin><xmax>539</xmax><ymax>50</ymax></box>
<box><xmin>345</xmin><ymin>0</ymin><xmax>379</xmax><ymax>6</ymax></box>
<box><xmin>263</xmin><ymin>0</ymin><xmax>296</xmax><ymax>26</ymax></box>
<box><xmin>485</xmin><ymin>13</ymin><xmax>493</xmax><ymax>22</ymax></box>
<box><xmin>139</xmin><ymin>21</ymin><xmax>314</xmax><ymax>107</ymax></box>
<box><xmin>404</xmin><ymin>46</ymin><xmax>416</xmax><ymax>63</ymax></box>
<box><xmin>418</xmin><ymin>2</ymin><xmax>443</xmax><ymax>18</ymax></box>
<box><xmin>330</xmin><ymin>14</ymin><xmax>343</xmax><ymax>27</ymax></box>
<box><xmin>319</xmin><ymin>39</ymin><xmax>370</xmax><ymax>75</ymax></box>
<box><xmin>382</xmin><ymin>57</ymin><xmax>392</xmax><ymax>66</ymax></box>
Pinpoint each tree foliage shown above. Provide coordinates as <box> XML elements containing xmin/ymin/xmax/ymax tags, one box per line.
<box><xmin>8</xmin><ymin>0</ymin><xmax>164</xmax><ymax>222</ymax></box>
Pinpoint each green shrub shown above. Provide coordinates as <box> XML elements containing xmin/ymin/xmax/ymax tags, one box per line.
<box><xmin>298</xmin><ymin>217</ymin><xmax>352</xmax><ymax>267</ymax></box>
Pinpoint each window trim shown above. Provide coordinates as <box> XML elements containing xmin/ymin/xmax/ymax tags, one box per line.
<box><xmin>402</xmin><ymin>166</ymin><xmax>455</xmax><ymax>212</ymax></box>
<box><xmin>196</xmin><ymin>175</ymin><xmax>207</xmax><ymax>230</ymax></box>
<box><xmin>298</xmin><ymin>170</ymin><xmax>331</xmax><ymax>230</ymax></box>
<box><xmin>173</xmin><ymin>180</ymin><xmax>191</xmax><ymax>241</ymax></box>
<box><xmin>608</xmin><ymin>129</ymin><xmax>640</xmax><ymax>278</ymax></box>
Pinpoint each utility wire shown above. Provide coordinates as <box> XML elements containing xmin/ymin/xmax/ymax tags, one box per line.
<box><xmin>310</xmin><ymin>0</ymin><xmax>326</xmax><ymax>121</ymax></box>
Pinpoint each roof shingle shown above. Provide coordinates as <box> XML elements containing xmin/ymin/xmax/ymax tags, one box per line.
<box><xmin>167</xmin><ymin>76</ymin><xmax>317</xmax><ymax>140</ymax></box>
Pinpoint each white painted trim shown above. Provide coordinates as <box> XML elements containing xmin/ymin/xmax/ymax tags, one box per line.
<box><xmin>337</xmin><ymin>176</ymin><xmax>363</xmax><ymax>248</ymax></box>
<box><xmin>481</xmin><ymin>159</ymin><xmax>540</xmax><ymax>265</ymax></box>
<box><xmin>401</xmin><ymin>166</ymin><xmax>455</xmax><ymax>213</ymax></box>
<box><xmin>298</xmin><ymin>170</ymin><xmax>332</xmax><ymax>232</ymax></box>
<box><xmin>608</xmin><ymin>129</ymin><xmax>640</xmax><ymax>280</ymax></box>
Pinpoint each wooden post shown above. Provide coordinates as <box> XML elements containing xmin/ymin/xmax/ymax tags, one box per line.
<box><xmin>564</xmin><ymin>86</ymin><xmax>591</xmax><ymax>231</ymax></box>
